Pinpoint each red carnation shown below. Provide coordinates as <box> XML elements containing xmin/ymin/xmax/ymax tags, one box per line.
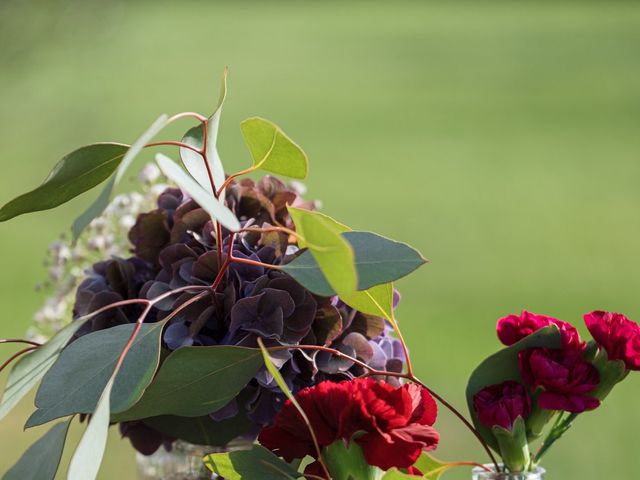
<box><xmin>497</xmin><ymin>311</ymin><xmax>583</xmax><ymax>351</ymax></box>
<box><xmin>258</xmin><ymin>379</ymin><xmax>439</xmax><ymax>471</ymax></box>
<box><xmin>584</xmin><ymin>311</ymin><xmax>640</xmax><ymax>371</ymax></box>
<box><xmin>518</xmin><ymin>348</ymin><xmax>600</xmax><ymax>413</ymax></box>
<box><xmin>473</xmin><ymin>381</ymin><xmax>531</xmax><ymax>431</ymax></box>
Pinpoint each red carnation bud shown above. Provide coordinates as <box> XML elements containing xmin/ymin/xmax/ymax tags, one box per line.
<box><xmin>258</xmin><ymin>379</ymin><xmax>439</xmax><ymax>471</ymax></box>
<box><xmin>519</xmin><ymin>348</ymin><xmax>600</xmax><ymax>413</ymax></box>
<box><xmin>584</xmin><ymin>311</ymin><xmax>640</xmax><ymax>371</ymax></box>
<box><xmin>473</xmin><ymin>381</ymin><xmax>531</xmax><ymax>431</ymax></box>
<box><xmin>497</xmin><ymin>311</ymin><xmax>583</xmax><ymax>351</ymax></box>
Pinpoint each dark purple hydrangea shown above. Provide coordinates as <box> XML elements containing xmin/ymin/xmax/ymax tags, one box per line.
<box><xmin>73</xmin><ymin>176</ymin><xmax>405</xmax><ymax>455</ymax></box>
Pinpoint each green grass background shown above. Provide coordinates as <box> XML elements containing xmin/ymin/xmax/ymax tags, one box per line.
<box><xmin>1</xmin><ymin>1</ymin><xmax>639</xmax><ymax>478</ymax></box>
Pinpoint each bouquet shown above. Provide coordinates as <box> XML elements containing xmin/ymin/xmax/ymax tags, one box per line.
<box><xmin>0</xmin><ymin>70</ymin><xmax>638</xmax><ymax>480</ymax></box>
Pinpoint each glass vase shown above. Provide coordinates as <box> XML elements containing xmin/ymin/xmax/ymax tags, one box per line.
<box><xmin>472</xmin><ymin>464</ymin><xmax>546</xmax><ymax>480</ymax></box>
<box><xmin>136</xmin><ymin>440</ymin><xmax>250</xmax><ymax>480</ymax></box>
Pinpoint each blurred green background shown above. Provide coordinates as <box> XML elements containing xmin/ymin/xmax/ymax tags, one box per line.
<box><xmin>1</xmin><ymin>0</ymin><xmax>639</xmax><ymax>478</ymax></box>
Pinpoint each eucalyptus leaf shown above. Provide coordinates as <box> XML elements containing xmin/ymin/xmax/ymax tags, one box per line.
<box><xmin>287</xmin><ymin>207</ymin><xmax>356</xmax><ymax>296</ymax></box>
<box><xmin>204</xmin><ymin>445</ymin><xmax>301</xmax><ymax>479</ymax></box>
<box><xmin>180</xmin><ymin>69</ymin><xmax>227</xmax><ymax>194</ymax></box>
<box><xmin>465</xmin><ymin>326</ymin><xmax>562</xmax><ymax>451</ymax></box>
<box><xmin>156</xmin><ymin>153</ymin><xmax>240</xmax><ymax>232</ymax></box>
<box><xmin>0</xmin><ymin>318</ymin><xmax>85</xmax><ymax>420</ymax></box>
<box><xmin>114</xmin><ymin>346</ymin><xmax>262</xmax><ymax>421</ymax></box>
<box><xmin>2</xmin><ymin>420</ymin><xmax>71</xmax><ymax>480</ymax></box>
<box><xmin>240</xmin><ymin>117</ymin><xmax>308</xmax><ymax>179</ymax></box>
<box><xmin>282</xmin><ymin>231</ymin><xmax>425</xmax><ymax>297</ymax></box>
<box><xmin>0</xmin><ymin>143</ymin><xmax>128</xmax><ymax>222</ymax></box>
<box><xmin>143</xmin><ymin>412</ymin><xmax>253</xmax><ymax>447</ymax></box>
<box><xmin>341</xmin><ymin>283</ymin><xmax>394</xmax><ymax>321</ymax></box>
<box><xmin>72</xmin><ymin>114</ymin><xmax>169</xmax><ymax>240</ymax></box>
<box><xmin>67</xmin><ymin>378</ymin><xmax>113</xmax><ymax>480</ymax></box>
<box><xmin>26</xmin><ymin>322</ymin><xmax>163</xmax><ymax>428</ymax></box>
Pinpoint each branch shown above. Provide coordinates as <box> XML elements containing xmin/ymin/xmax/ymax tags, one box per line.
<box><xmin>0</xmin><ymin>346</ymin><xmax>39</xmax><ymax>374</ymax></box>
<box><xmin>0</xmin><ymin>338</ymin><xmax>42</xmax><ymax>347</ymax></box>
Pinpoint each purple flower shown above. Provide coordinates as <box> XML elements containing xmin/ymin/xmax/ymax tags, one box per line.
<box><xmin>473</xmin><ymin>381</ymin><xmax>531</xmax><ymax>431</ymax></box>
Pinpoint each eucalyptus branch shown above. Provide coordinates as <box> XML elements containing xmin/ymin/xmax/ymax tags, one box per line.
<box><xmin>144</xmin><ymin>140</ymin><xmax>202</xmax><ymax>155</ymax></box>
<box><xmin>167</xmin><ymin>111</ymin><xmax>207</xmax><ymax>123</ymax></box>
<box><xmin>0</xmin><ymin>338</ymin><xmax>42</xmax><ymax>347</ymax></box>
<box><xmin>0</xmin><ymin>346</ymin><xmax>38</xmax><ymax>375</ymax></box>
<box><xmin>215</xmin><ymin>165</ymin><xmax>257</xmax><ymax>197</ymax></box>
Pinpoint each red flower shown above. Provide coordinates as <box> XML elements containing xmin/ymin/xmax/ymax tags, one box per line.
<box><xmin>497</xmin><ymin>311</ymin><xmax>583</xmax><ymax>351</ymax></box>
<box><xmin>584</xmin><ymin>311</ymin><xmax>640</xmax><ymax>371</ymax></box>
<box><xmin>519</xmin><ymin>348</ymin><xmax>600</xmax><ymax>413</ymax></box>
<box><xmin>258</xmin><ymin>379</ymin><xmax>439</xmax><ymax>471</ymax></box>
<box><xmin>473</xmin><ymin>381</ymin><xmax>531</xmax><ymax>431</ymax></box>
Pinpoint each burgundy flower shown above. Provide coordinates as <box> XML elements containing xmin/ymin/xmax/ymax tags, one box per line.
<box><xmin>258</xmin><ymin>379</ymin><xmax>439</xmax><ymax>471</ymax></box>
<box><xmin>473</xmin><ymin>381</ymin><xmax>531</xmax><ymax>431</ymax></box>
<box><xmin>497</xmin><ymin>311</ymin><xmax>583</xmax><ymax>351</ymax></box>
<box><xmin>519</xmin><ymin>348</ymin><xmax>600</xmax><ymax>413</ymax></box>
<box><xmin>584</xmin><ymin>311</ymin><xmax>640</xmax><ymax>371</ymax></box>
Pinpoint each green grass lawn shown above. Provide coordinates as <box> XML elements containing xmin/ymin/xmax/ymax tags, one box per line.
<box><xmin>1</xmin><ymin>1</ymin><xmax>639</xmax><ymax>478</ymax></box>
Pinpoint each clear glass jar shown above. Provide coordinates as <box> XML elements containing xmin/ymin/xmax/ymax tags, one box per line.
<box><xmin>472</xmin><ymin>464</ymin><xmax>546</xmax><ymax>480</ymax></box>
<box><xmin>136</xmin><ymin>440</ymin><xmax>250</xmax><ymax>480</ymax></box>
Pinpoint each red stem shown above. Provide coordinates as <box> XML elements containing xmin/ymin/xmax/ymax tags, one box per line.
<box><xmin>0</xmin><ymin>338</ymin><xmax>42</xmax><ymax>347</ymax></box>
<box><xmin>145</xmin><ymin>140</ymin><xmax>202</xmax><ymax>155</ymax></box>
<box><xmin>215</xmin><ymin>165</ymin><xmax>256</xmax><ymax>197</ymax></box>
<box><xmin>229</xmin><ymin>256</ymin><xmax>282</xmax><ymax>270</ymax></box>
<box><xmin>0</xmin><ymin>346</ymin><xmax>38</xmax><ymax>374</ymax></box>
<box><xmin>167</xmin><ymin>111</ymin><xmax>207</xmax><ymax>123</ymax></box>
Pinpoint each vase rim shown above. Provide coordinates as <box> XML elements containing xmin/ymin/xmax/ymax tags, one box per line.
<box><xmin>471</xmin><ymin>464</ymin><xmax>546</xmax><ymax>474</ymax></box>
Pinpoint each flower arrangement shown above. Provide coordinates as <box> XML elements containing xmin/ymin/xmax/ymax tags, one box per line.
<box><xmin>0</xmin><ymin>70</ymin><xmax>638</xmax><ymax>480</ymax></box>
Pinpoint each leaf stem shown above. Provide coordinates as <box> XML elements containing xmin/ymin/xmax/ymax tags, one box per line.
<box><xmin>0</xmin><ymin>346</ymin><xmax>38</xmax><ymax>374</ymax></box>
<box><xmin>167</xmin><ymin>111</ymin><xmax>208</xmax><ymax>123</ymax></box>
<box><xmin>216</xmin><ymin>166</ymin><xmax>257</xmax><ymax>197</ymax></box>
<box><xmin>0</xmin><ymin>338</ymin><xmax>42</xmax><ymax>347</ymax></box>
<box><xmin>144</xmin><ymin>140</ymin><xmax>203</xmax><ymax>156</ymax></box>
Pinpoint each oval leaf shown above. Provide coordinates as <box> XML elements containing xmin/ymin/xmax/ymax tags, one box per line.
<box><xmin>240</xmin><ymin>117</ymin><xmax>308</xmax><ymax>179</ymax></box>
<box><xmin>114</xmin><ymin>346</ymin><xmax>262</xmax><ymax>421</ymax></box>
<box><xmin>72</xmin><ymin>114</ymin><xmax>169</xmax><ymax>240</ymax></box>
<box><xmin>0</xmin><ymin>318</ymin><xmax>85</xmax><ymax>420</ymax></box>
<box><xmin>282</xmin><ymin>231</ymin><xmax>425</xmax><ymax>297</ymax></box>
<box><xmin>341</xmin><ymin>283</ymin><xmax>394</xmax><ymax>321</ymax></box>
<box><xmin>180</xmin><ymin>68</ymin><xmax>227</xmax><ymax>194</ymax></box>
<box><xmin>2</xmin><ymin>420</ymin><xmax>71</xmax><ymax>480</ymax></box>
<box><xmin>67</xmin><ymin>379</ymin><xmax>113</xmax><ymax>480</ymax></box>
<box><xmin>0</xmin><ymin>143</ymin><xmax>128</xmax><ymax>222</ymax></box>
<box><xmin>156</xmin><ymin>153</ymin><xmax>240</xmax><ymax>232</ymax></box>
<box><xmin>25</xmin><ymin>322</ymin><xmax>163</xmax><ymax>428</ymax></box>
<box><xmin>287</xmin><ymin>207</ymin><xmax>356</xmax><ymax>296</ymax></box>
<box><xmin>204</xmin><ymin>445</ymin><xmax>301</xmax><ymax>480</ymax></box>
<box><xmin>465</xmin><ymin>326</ymin><xmax>562</xmax><ymax>450</ymax></box>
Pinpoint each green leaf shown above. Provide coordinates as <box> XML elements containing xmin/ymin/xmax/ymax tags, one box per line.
<box><xmin>143</xmin><ymin>411</ymin><xmax>254</xmax><ymax>447</ymax></box>
<box><xmin>240</xmin><ymin>117</ymin><xmax>308</xmax><ymax>179</ymax></box>
<box><xmin>282</xmin><ymin>231</ymin><xmax>425</xmax><ymax>297</ymax></box>
<box><xmin>67</xmin><ymin>378</ymin><xmax>113</xmax><ymax>480</ymax></box>
<box><xmin>323</xmin><ymin>441</ymin><xmax>384</xmax><ymax>480</ymax></box>
<box><xmin>204</xmin><ymin>445</ymin><xmax>301</xmax><ymax>479</ymax></box>
<box><xmin>491</xmin><ymin>417</ymin><xmax>530</xmax><ymax>472</ymax></box>
<box><xmin>2</xmin><ymin>420</ymin><xmax>71</xmax><ymax>480</ymax></box>
<box><xmin>72</xmin><ymin>114</ymin><xmax>168</xmax><ymax>240</ymax></box>
<box><xmin>180</xmin><ymin>68</ymin><xmax>227</xmax><ymax>194</ymax></box>
<box><xmin>0</xmin><ymin>143</ymin><xmax>128</xmax><ymax>222</ymax></box>
<box><xmin>590</xmin><ymin>348</ymin><xmax>627</xmax><ymax>401</ymax></box>
<box><xmin>26</xmin><ymin>322</ymin><xmax>163</xmax><ymax>428</ymax></box>
<box><xmin>412</xmin><ymin>452</ymin><xmax>448</xmax><ymax>479</ymax></box>
<box><xmin>287</xmin><ymin>207</ymin><xmax>357</xmax><ymax>296</ymax></box>
<box><xmin>258</xmin><ymin>338</ymin><xmax>297</xmax><ymax>404</ymax></box>
<box><xmin>113</xmin><ymin>346</ymin><xmax>262</xmax><ymax>421</ymax></box>
<box><xmin>465</xmin><ymin>326</ymin><xmax>562</xmax><ymax>451</ymax></box>
<box><xmin>341</xmin><ymin>283</ymin><xmax>394</xmax><ymax>321</ymax></box>
<box><xmin>0</xmin><ymin>318</ymin><xmax>85</xmax><ymax>420</ymax></box>
<box><xmin>156</xmin><ymin>153</ymin><xmax>240</xmax><ymax>232</ymax></box>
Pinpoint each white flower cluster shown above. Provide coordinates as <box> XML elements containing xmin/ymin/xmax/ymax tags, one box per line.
<box><xmin>29</xmin><ymin>164</ymin><xmax>167</xmax><ymax>341</ymax></box>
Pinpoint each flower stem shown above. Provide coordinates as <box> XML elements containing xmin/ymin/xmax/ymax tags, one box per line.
<box><xmin>144</xmin><ymin>140</ymin><xmax>203</xmax><ymax>156</ymax></box>
<box><xmin>216</xmin><ymin>165</ymin><xmax>257</xmax><ymax>197</ymax></box>
<box><xmin>0</xmin><ymin>338</ymin><xmax>42</xmax><ymax>347</ymax></box>
<box><xmin>533</xmin><ymin>412</ymin><xmax>577</xmax><ymax>463</ymax></box>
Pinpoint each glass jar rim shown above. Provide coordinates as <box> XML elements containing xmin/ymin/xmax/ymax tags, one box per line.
<box><xmin>471</xmin><ymin>464</ymin><xmax>546</xmax><ymax>474</ymax></box>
